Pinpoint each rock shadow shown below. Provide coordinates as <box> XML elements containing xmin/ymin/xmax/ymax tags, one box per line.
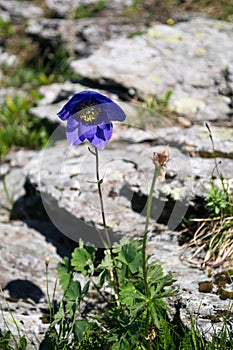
<box><xmin>120</xmin><ymin>183</ymin><xmax>190</xmax><ymax>231</ymax></box>
<box><xmin>10</xmin><ymin>177</ymin><xmax>78</xmax><ymax>257</ymax></box>
<box><xmin>10</xmin><ymin>177</ymin><xmax>119</xmax><ymax>254</ymax></box>
<box><xmin>4</xmin><ymin>279</ymin><xmax>44</xmax><ymax>303</ymax></box>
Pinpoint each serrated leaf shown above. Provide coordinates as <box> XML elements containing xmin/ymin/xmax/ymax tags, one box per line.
<box><xmin>119</xmin><ymin>283</ymin><xmax>146</xmax><ymax>307</ymax></box>
<box><xmin>117</xmin><ymin>242</ymin><xmax>142</xmax><ymax>274</ymax></box>
<box><xmin>57</xmin><ymin>260</ymin><xmax>72</xmax><ymax>293</ymax></box>
<box><xmin>71</xmin><ymin>245</ymin><xmax>96</xmax><ymax>276</ymax></box>
<box><xmin>65</xmin><ymin>280</ymin><xmax>81</xmax><ymax>301</ymax></box>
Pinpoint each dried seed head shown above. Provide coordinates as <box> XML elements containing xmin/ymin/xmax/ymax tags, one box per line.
<box><xmin>152</xmin><ymin>145</ymin><xmax>170</xmax><ymax>181</ymax></box>
<box><xmin>153</xmin><ymin>145</ymin><xmax>170</xmax><ymax>167</ymax></box>
<box><xmin>45</xmin><ymin>256</ymin><xmax>50</xmax><ymax>266</ymax></box>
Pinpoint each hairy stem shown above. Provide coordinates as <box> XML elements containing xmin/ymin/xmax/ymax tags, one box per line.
<box><xmin>142</xmin><ymin>165</ymin><xmax>159</xmax><ymax>347</ymax></box>
<box><xmin>94</xmin><ymin>147</ymin><xmax>120</xmax><ymax>306</ymax></box>
<box><xmin>94</xmin><ymin>147</ymin><xmax>111</xmax><ymax>247</ymax></box>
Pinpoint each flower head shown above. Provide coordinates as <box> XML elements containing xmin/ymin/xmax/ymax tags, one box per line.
<box><xmin>57</xmin><ymin>90</ymin><xmax>126</xmax><ymax>150</ymax></box>
<box><xmin>153</xmin><ymin>145</ymin><xmax>170</xmax><ymax>181</ymax></box>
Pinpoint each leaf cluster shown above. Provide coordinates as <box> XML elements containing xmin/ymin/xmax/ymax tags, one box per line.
<box><xmin>44</xmin><ymin>237</ymin><xmax>176</xmax><ymax>349</ymax></box>
<box><xmin>206</xmin><ymin>181</ymin><xmax>232</xmax><ymax>217</ymax></box>
<box><xmin>0</xmin><ymin>330</ymin><xmax>27</xmax><ymax>350</ymax></box>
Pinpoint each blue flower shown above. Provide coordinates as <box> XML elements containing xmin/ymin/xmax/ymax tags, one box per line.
<box><xmin>57</xmin><ymin>90</ymin><xmax>126</xmax><ymax>150</ymax></box>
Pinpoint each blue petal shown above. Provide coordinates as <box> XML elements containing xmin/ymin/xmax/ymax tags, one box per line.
<box><xmin>66</xmin><ymin>116</ymin><xmax>97</xmax><ymax>146</ymax></box>
<box><xmin>57</xmin><ymin>93</ymin><xmax>88</xmax><ymax>121</ymax></box>
<box><xmin>57</xmin><ymin>90</ymin><xmax>126</xmax><ymax>123</ymax></box>
<box><xmin>104</xmin><ymin>102</ymin><xmax>126</xmax><ymax>122</ymax></box>
<box><xmin>91</xmin><ymin>123</ymin><xmax>113</xmax><ymax>150</ymax></box>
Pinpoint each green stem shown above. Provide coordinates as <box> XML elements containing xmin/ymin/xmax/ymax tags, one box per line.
<box><xmin>94</xmin><ymin>147</ymin><xmax>111</xmax><ymax>247</ymax></box>
<box><xmin>94</xmin><ymin>147</ymin><xmax>120</xmax><ymax>306</ymax></box>
<box><xmin>206</xmin><ymin>123</ymin><xmax>227</xmax><ymax>195</ymax></box>
<box><xmin>45</xmin><ymin>261</ymin><xmax>53</xmax><ymax>323</ymax></box>
<box><xmin>142</xmin><ymin>165</ymin><xmax>159</xmax><ymax>347</ymax></box>
<box><xmin>2</xmin><ymin>176</ymin><xmax>13</xmax><ymax>209</ymax></box>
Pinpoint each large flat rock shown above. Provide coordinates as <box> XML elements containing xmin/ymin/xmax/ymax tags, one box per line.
<box><xmin>71</xmin><ymin>17</ymin><xmax>233</xmax><ymax>121</ymax></box>
<box><xmin>23</xmin><ymin>129</ymin><xmax>233</xmax><ymax>245</ymax></box>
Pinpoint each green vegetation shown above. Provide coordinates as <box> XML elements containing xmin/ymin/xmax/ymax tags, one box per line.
<box><xmin>0</xmin><ymin>17</ymin><xmax>76</xmax><ymax>160</ymax></box>
<box><xmin>0</xmin><ymin>18</ymin><xmax>14</xmax><ymax>39</ymax></box>
<box><xmin>0</xmin><ymin>331</ymin><xmax>27</xmax><ymax>350</ymax></box>
<box><xmin>185</xmin><ymin>124</ymin><xmax>233</xmax><ymax>265</ymax></box>
<box><xmin>41</xmin><ymin>236</ymin><xmax>233</xmax><ymax>350</ymax></box>
<box><xmin>124</xmin><ymin>0</ymin><xmax>233</xmax><ymax>23</ymax></box>
<box><xmin>44</xmin><ymin>238</ymin><xmax>175</xmax><ymax>349</ymax></box>
<box><xmin>145</xmin><ymin>90</ymin><xmax>173</xmax><ymax>116</ymax></box>
<box><xmin>74</xmin><ymin>0</ymin><xmax>107</xmax><ymax>19</ymax></box>
<box><xmin>43</xmin><ymin>239</ymin><xmax>233</xmax><ymax>349</ymax></box>
<box><xmin>0</xmin><ymin>330</ymin><xmax>27</xmax><ymax>350</ymax></box>
<box><xmin>1</xmin><ymin>43</ymin><xmax>75</xmax><ymax>89</ymax></box>
<box><xmin>0</xmin><ymin>94</ymin><xmax>51</xmax><ymax>160</ymax></box>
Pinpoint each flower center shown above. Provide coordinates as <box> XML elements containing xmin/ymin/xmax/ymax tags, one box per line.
<box><xmin>79</xmin><ymin>105</ymin><xmax>101</xmax><ymax>123</ymax></box>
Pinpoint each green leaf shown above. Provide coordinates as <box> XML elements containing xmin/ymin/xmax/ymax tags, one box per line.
<box><xmin>0</xmin><ymin>330</ymin><xmax>11</xmax><ymax>346</ymax></box>
<box><xmin>57</xmin><ymin>258</ymin><xmax>72</xmax><ymax>293</ymax></box>
<box><xmin>50</xmin><ymin>303</ymin><xmax>65</xmax><ymax>328</ymax></box>
<box><xmin>119</xmin><ymin>283</ymin><xmax>146</xmax><ymax>307</ymax></box>
<box><xmin>117</xmin><ymin>241</ymin><xmax>142</xmax><ymax>274</ymax></box>
<box><xmin>97</xmin><ymin>268</ymin><xmax>109</xmax><ymax>288</ymax></box>
<box><xmin>82</xmin><ymin>280</ymin><xmax>90</xmax><ymax>297</ymax></box>
<box><xmin>65</xmin><ymin>280</ymin><xmax>82</xmax><ymax>301</ymax></box>
<box><xmin>18</xmin><ymin>336</ymin><xmax>27</xmax><ymax>350</ymax></box>
<box><xmin>74</xmin><ymin>320</ymin><xmax>89</xmax><ymax>341</ymax></box>
<box><xmin>71</xmin><ymin>244</ymin><xmax>96</xmax><ymax>276</ymax></box>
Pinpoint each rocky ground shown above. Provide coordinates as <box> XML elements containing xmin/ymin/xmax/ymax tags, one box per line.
<box><xmin>0</xmin><ymin>0</ymin><xmax>233</xmax><ymax>348</ymax></box>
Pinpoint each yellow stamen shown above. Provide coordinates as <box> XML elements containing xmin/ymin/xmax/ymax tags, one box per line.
<box><xmin>79</xmin><ymin>105</ymin><xmax>101</xmax><ymax>123</ymax></box>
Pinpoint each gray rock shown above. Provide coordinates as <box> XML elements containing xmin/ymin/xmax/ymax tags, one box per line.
<box><xmin>0</xmin><ymin>149</ymin><xmax>41</xmax><ymax>209</ymax></box>
<box><xmin>0</xmin><ymin>0</ymin><xmax>43</xmax><ymax>20</ymax></box>
<box><xmin>0</xmin><ymin>47</ymin><xmax>17</xmax><ymax>66</ymax></box>
<box><xmin>22</xmin><ymin>132</ymin><xmax>233</xmax><ymax>242</ymax></box>
<box><xmin>45</xmin><ymin>0</ymin><xmax>134</xmax><ymax>17</ymax></box>
<box><xmin>141</xmin><ymin>125</ymin><xmax>233</xmax><ymax>158</ymax></box>
<box><xmin>26</xmin><ymin>16</ymin><xmax>144</xmax><ymax>56</ymax></box>
<box><xmin>71</xmin><ymin>17</ymin><xmax>233</xmax><ymax>121</ymax></box>
<box><xmin>148</xmin><ymin>228</ymin><xmax>233</xmax><ymax>340</ymax></box>
<box><xmin>0</xmin><ymin>220</ymin><xmax>62</xmax><ymax>348</ymax></box>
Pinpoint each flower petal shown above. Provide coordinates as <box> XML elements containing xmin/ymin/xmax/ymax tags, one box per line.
<box><xmin>58</xmin><ymin>90</ymin><xmax>125</xmax><ymax>149</ymax></box>
<box><xmin>57</xmin><ymin>93</ymin><xmax>88</xmax><ymax>121</ymax></box>
<box><xmin>90</xmin><ymin>123</ymin><xmax>113</xmax><ymax>150</ymax></box>
<box><xmin>104</xmin><ymin>102</ymin><xmax>126</xmax><ymax>122</ymax></box>
<box><xmin>57</xmin><ymin>90</ymin><xmax>126</xmax><ymax>123</ymax></box>
<box><xmin>66</xmin><ymin>116</ymin><xmax>97</xmax><ymax>146</ymax></box>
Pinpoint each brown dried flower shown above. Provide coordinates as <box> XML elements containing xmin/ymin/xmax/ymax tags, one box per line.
<box><xmin>152</xmin><ymin>145</ymin><xmax>170</xmax><ymax>180</ymax></box>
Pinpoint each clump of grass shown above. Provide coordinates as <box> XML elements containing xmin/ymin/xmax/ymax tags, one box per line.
<box><xmin>145</xmin><ymin>90</ymin><xmax>173</xmax><ymax>115</ymax></box>
<box><xmin>185</xmin><ymin>124</ymin><xmax>233</xmax><ymax>267</ymax></box>
<box><xmin>135</xmin><ymin>90</ymin><xmax>174</xmax><ymax>129</ymax></box>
